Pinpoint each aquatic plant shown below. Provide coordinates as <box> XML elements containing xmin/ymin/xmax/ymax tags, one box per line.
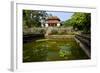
<box><xmin>59</xmin><ymin>45</ymin><xmax>72</xmax><ymax>57</ymax></box>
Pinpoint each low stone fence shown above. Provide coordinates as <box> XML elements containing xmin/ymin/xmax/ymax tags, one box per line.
<box><xmin>23</xmin><ymin>27</ymin><xmax>46</xmax><ymax>35</ymax></box>
<box><xmin>23</xmin><ymin>34</ymin><xmax>44</xmax><ymax>43</ymax></box>
<box><xmin>75</xmin><ymin>34</ymin><xmax>91</xmax><ymax>58</ymax></box>
<box><xmin>45</xmin><ymin>35</ymin><xmax>75</xmax><ymax>39</ymax></box>
<box><xmin>23</xmin><ymin>27</ymin><xmax>74</xmax><ymax>35</ymax></box>
<box><xmin>75</xmin><ymin>34</ymin><xmax>91</xmax><ymax>48</ymax></box>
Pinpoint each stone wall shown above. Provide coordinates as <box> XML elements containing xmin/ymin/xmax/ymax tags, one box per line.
<box><xmin>75</xmin><ymin>34</ymin><xmax>91</xmax><ymax>58</ymax></box>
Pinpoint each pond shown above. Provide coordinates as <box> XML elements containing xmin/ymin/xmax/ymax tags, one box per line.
<box><xmin>23</xmin><ymin>38</ymin><xmax>89</xmax><ymax>62</ymax></box>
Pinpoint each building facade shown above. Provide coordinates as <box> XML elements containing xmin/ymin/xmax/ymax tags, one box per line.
<box><xmin>42</xmin><ymin>16</ymin><xmax>61</xmax><ymax>27</ymax></box>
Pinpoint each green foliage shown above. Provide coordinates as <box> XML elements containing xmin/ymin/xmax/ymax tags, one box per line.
<box><xmin>23</xmin><ymin>10</ymin><xmax>48</xmax><ymax>28</ymax></box>
<box><xmin>63</xmin><ymin>19</ymin><xmax>73</xmax><ymax>27</ymax></box>
<box><xmin>59</xmin><ymin>45</ymin><xmax>72</xmax><ymax>57</ymax></box>
<box><xmin>62</xmin><ymin>12</ymin><xmax>91</xmax><ymax>33</ymax></box>
<box><xmin>71</xmin><ymin>12</ymin><xmax>91</xmax><ymax>31</ymax></box>
<box><xmin>23</xmin><ymin>43</ymin><xmax>48</xmax><ymax>62</ymax></box>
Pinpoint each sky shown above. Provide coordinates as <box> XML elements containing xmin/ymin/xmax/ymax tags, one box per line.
<box><xmin>46</xmin><ymin>11</ymin><xmax>74</xmax><ymax>21</ymax></box>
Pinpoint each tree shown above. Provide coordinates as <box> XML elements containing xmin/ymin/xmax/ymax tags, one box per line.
<box><xmin>82</xmin><ymin>13</ymin><xmax>91</xmax><ymax>33</ymax></box>
<box><xmin>62</xmin><ymin>19</ymin><xmax>73</xmax><ymax>27</ymax></box>
<box><xmin>23</xmin><ymin>10</ymin><xmax>48</xmax><ymax>28</ymax></box>
<box><xmin>71</xmin><ymin>13</ymin><xmax>85</xmax><ymax>30</ymax></box>
<box><xmin>72</xmin><ymin>12</ymin><xmax>91</xmax><ymax>32</ymax></box>
<box><xmin>63</xmin><ymin>12</ymin><xmax>91</xmax><ymax>33</ymax></box>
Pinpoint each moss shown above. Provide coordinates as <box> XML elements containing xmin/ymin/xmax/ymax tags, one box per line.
<box><xmin>23</xmin><ymin>38</ymin><xmax>89</xmax><ymax>62</ymax></box>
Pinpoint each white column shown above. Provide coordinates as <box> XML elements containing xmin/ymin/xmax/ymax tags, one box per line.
<box><xmin>57</xmin><ymin>23</ymin><xmax>60</xmax><ymax>27</ymax></box>
<box><xmin>45</xmin><ymin>23</ymin><xmax>48</xmax><ymax>27</ymax></box>
<box><xmin>41</xmin><ymin>24</ymin><xmax>44</xmax><ymax>27</ymax></box>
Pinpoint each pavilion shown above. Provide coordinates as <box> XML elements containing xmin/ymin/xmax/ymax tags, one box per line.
<box><xmin>44</xmin><ymin>16</ymin><xmax>61</xmax><ymax>27</ymax></box>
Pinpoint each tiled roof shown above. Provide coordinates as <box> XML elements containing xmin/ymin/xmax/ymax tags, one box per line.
<box><xmin>47</xmin><ymin>16</ymin><xmax>60</xmax><ymax>21</ymax></box>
